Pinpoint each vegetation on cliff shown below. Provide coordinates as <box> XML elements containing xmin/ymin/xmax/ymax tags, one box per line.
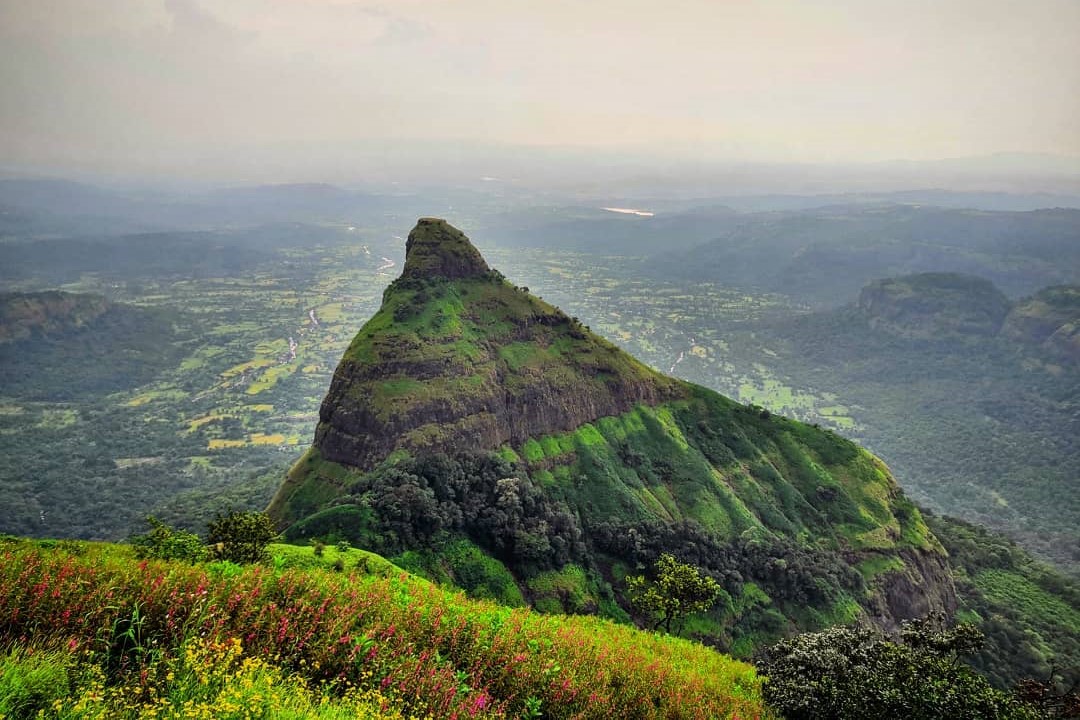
<box><xmin>272</xmin><ymin>219</ymin><xmax>955</xmax><ymax>655</ymax></box>
<box><xmin>926</xmin><ymin>513</ymin><xmax>1080</xmax><ymax>691</ymax></box>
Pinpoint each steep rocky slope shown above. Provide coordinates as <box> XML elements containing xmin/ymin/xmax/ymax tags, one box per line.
<box><xmin>857</xmin><ymin>273</ymin><xmax>1012</xmax><ymax>339</ymax></box>
<box><xmin>1001</xmin><ymin>285</ymin><xmax>1080</xmax><ymax>363</ymax></box>
<box><xmin>270</xmin><ymin>219</ymin><xmax>955</xmax><ymax>648</ymax></box>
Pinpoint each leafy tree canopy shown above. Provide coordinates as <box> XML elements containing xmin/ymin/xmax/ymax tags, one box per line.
<box><xmin>207</xmin><ymin>510</ymin><xmax>277</xmax><ymax>565</ymax></box>
<box><xmin>627</xmin><ymin>553</ymin><xmax>724</xmax><ymax>634</ymax></box>
<box><xmin>759</xmin><ymin>616</ymin><xmax>1042</xmax><ymax>720</ymax></box>
<box><xmin>130</xmin><ymin>516</ymin><xmax>206</xmax><ymax>563</ymax></box>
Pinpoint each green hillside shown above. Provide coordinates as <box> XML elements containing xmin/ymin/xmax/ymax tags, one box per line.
<box><xmin>720</xmin><ymin>274</ymin><xmax>1080</xmax><ymax>572</ymax></box>
<box><xmin>926</xmin><ymin>513</ymin><xmax>1080</xmax><ymax>690</ymax></box>
<box><xmin>0</xmin><ymin>291</ymin><xmax>186</xmax><ymax>401</ymax></box>
<box><xmin>271</xmin><ymin>219</ymin><xmax>955</xmax><ymax>652</ymax></box>
<box><xmin>0</xmin><ymin>537</ymin><xmax>768</xmax><ymax>719</ymax></box>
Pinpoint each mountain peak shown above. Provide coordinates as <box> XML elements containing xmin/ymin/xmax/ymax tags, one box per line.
<box><xmin>402</xmin><ymin>218</ymin><xmax>490</xmax><ymax>281</ymax></box>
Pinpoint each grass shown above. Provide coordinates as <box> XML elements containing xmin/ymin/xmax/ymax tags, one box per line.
<box><xmin>856</xmin><ymin>554</ymin><xmax>907</xmax><ymax>581</ymax></box>
<box><xmin>0</xmin><ymin>539</ymin><xmax>770</xmax><ymax>719</ymax></box>
<box><xmin>974</xmin><ymin>569</ymin><xmax>1080</xmax><ymax>630</ymax></box>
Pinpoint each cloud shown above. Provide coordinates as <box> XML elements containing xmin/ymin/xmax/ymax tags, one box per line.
<box><xmin>0</xmin><ymin>0</ymin><xmax>1077</xmax><ymax>180</ymax></box>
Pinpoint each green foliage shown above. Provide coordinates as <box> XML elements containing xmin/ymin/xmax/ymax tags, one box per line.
<box><xmin>627</xmin><ymin>554</ymin><xmax>724</xmax><ymax>634</ymax></box>
<box><xmin>439</xmin><ymin>538</ymin><xmax>527</xmax><ymax>606</ymax></box>
<box><xmin>526</xmin><ymin>564</ymin><xmax>601</xmax><ymax>615</ymax></box>
<box><xmin>281</xmin><ymin>502</ymin><xmax>381</xmax><ymax>548</ymax></box>
<box><xmin>926</xmin><ymin>513</ymin><xmax>1080</xmax><ymax>691</ymax></box>
<box><xmin>0</xmin><ymin>647</ymin><xmax>72</xmax><ymax>718</ymax></box>
<box><xmin>0</xmin><ymin>539</ymin><xmax>770</xmax><ymax>719</ymax></box>
<box><xmin>129</xmin><ymin>516</ymin><xmax>207</xmax><ymax>563</ymax></box>
<box><xmin>342</xmin><ymin>453</ymin><xmax>585</xmax><ymax>572</ymax></box>
<box><xmin>759</xmin><ymin>617</ymin><xmax>1040</xmax><ymax>720</ymax></box>
<box><xmin>207</xmin><ymin>510</ymin><xmax>277</xmax><ymax>564</ymax></box>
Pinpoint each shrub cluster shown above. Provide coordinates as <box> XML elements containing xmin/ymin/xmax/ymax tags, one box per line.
<box><xmin>592</xmin><ymin>518</ymin><xmax>863</xmax><ymax>606</ymax></box>
<box><xmin>346</xmin><ymin>453</ymin><xmax>586</xmax><ymax>572</ymax></box>
<box><xmin>758</xmin><ymin>617</ymin><xmax>1043</xmax><ymax>720</ymax></box>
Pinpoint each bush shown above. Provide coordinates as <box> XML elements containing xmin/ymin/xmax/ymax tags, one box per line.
<box><xmin>207</xmin><ymin>511</ymin><xmax>277</xmax><ymax>564</ymax></box>
<box><xmin>758</xmin><ymin>617</ymin><xmax>1041</xmax><ymax>719</ymax></box>
<box><xmin>130</xmin><ymin>516</ymin><xmax>207</xmax><ymax>563</ymax></box>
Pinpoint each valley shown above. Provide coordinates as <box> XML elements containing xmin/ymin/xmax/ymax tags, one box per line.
<box><xmin>0</xmin><ymin>197</ymin><xmax>1076</xmax><ymax>706</ymax></box>
<box><xmin>1</xmin><ymin>210</ymin><xmax>1077</xmax><ymax>575</ymax></box>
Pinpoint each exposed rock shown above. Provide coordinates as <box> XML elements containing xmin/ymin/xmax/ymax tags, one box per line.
<box><xmin>401</xmin><ymin>217</ymin><xmax>490</xmax><ymax>281</ymax></box>
<box><xmin>857</xmin><ymin>273</ymin><xmax>1011</xmax><ymax>339</ymax></box>
<box><xmin>864</xmin><ymin>549</ymin><xmax>958</xmax><ymax>633</ymax></box>
<box><xmin>1000</xmin><ymin>285</ymin><xmax>1080</xmax><ymax>362</ymax></box>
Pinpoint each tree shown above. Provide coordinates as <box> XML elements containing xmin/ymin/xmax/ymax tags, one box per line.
<box><xmin>758</xmin><ymin>616</ymin><xmax>1042</xmax><ymax>720</ymax></box>
<box><xmin>207</xmin><ymin>510</ymin><xmax>277</xmax><ymax>564</ymax></box>
<box><xmin>130</xmin><ymin>516</ymin><xmax>206</xmax><ymax>563</ymax></box>
<box><xmin>626</xmin><ymin>553</ymin><xmax>723</xmax><ymax>634</ymax></box>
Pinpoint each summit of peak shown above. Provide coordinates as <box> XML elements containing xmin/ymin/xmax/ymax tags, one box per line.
<box><xmin>401</xmin><ymin>218</ymin><xmax>490</xmax><ymax>281</ymax></box>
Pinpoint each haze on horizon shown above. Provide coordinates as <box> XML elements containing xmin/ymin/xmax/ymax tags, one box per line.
<box><xmin>1</xmin><ymin>0</ymin><xmax>1079</xmax><ymax>185</ymax></box>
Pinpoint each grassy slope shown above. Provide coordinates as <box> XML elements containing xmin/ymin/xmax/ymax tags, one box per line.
<box><xmin>926</xmin><ymin>513</ymin><xmax>1080</xmax><ymax>689</ymax></box>
<box><xmin>269</xmin><ymin>272</ymin><xmax>678</xmax><ymax>521</ymax></box>
<box><xmin>514</xmin><ymin>386</ymin><xmax>935</xmax><ymax>553</ymax></box>
<box><xmin>0</xmin><ymin>538</ymin><xmax>769</xmax><ymax>719</ymax></box>
<box><xmin>273</xmin><ymin>238</ymin><xmax>948</xmax><ymax>651</ymax></box>
<box><xmin>280</xmin><ymin>375</ymin><xmax>942</xmax><ymax>650</ymax></box>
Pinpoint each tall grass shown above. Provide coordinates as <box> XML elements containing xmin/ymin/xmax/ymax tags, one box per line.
<box><xmin>0</xmin><ymin>541</ymin><xmax>768</xmax><ymax>719</ymax></box>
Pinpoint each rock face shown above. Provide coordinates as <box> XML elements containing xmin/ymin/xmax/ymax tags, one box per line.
<box><xmin>308</xmin><ymin>218</ymin><xmax>682</xmax><ymax>473</ymax></box>
<box><xmin>866</xmin><ymin>549</ymin><xmax>958</xmax><ymax>632</ymax></box>
<box><xmin>1001</xmin><ymin>285</ymin><xmax>1080</xmax><ymax>363</ymax></box>
<box><xmin>271</xmin><ymin>218</ymin><xmax>956</xmax><ymax>639</ymax></box>
<box><xmin>401</xmin><ymin>218</ymin><xmax>491</xmax><ymax>281</ymax></box>
<box><xmin>857</xmin><ymin>273</ymin><xmax>1011</xmax><ymax>339</ymax></box>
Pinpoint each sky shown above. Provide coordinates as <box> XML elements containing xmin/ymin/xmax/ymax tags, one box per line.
<box><xmin>1</xmin><ymin>0</ymin><xmax>1078</xmax><ymax>182</ymax></box>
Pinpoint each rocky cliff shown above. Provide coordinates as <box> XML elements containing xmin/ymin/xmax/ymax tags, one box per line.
<box><xmin>857</xmin><ymin>273</ymin><xmax>1012</xmax><ymax>339</ymax></box>
<box><xmin>307</xmin><ymin>218</ymin><xmax>682</xmax><ymax>472</ymax></box>
<box><xmin>1001</xmin><ymin>285</ymin><xmax>1080</xmax><ymax>363</ymax></box>
<box><xmin>271</xmin><ymin>219</ymin><xmax>956</xmax><ymax>645</ymax></box>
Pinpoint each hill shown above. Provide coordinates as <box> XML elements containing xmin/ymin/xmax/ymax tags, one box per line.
<box><xmin>1002</xmin><ymin>285</ymin><xmax>1080</xmax><ymax>363</ymax></box>
<box><xmin>0</xmin><ymin>537</ymin><xmax>768</xmax><ymax>719</ymax></box>
<box><xmin>659</xmin><ymin>205</ymin><xmax>1080</xmax><ymax>306</ymax></box>
<box><xmin>0</xmin><ymin>291</ymin><xmax>186</xmax><ymax>401</ymax></box>
<box><xmin>717</xmin><ymin>274</ymin><xmax>1080</xmax><ymax>572</ymax></box>
<box><xmin>857</xmin><ymin>273</ymin><xmax>1013</xmax><ymax>339</ymax></box>
<box><xmin>270</xmin><ymin>219</ymin><xmax>956</xmax><ymax>655</ymax></box>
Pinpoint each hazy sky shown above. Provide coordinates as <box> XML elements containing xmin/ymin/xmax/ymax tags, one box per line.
<box><xmin>1</xmin><ymin>0</ymin><xmax>1078</xmax><ymax>181</ymax></box>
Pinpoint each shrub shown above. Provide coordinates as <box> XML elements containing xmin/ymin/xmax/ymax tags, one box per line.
<box><xmin>130</xmin><ymin>516</ymin><xmax>207</xmax><ymax>563</ymax></box>
<box><xmin>758</xmin><ymin>617</ymin><xmax>1041</xmax><ymax>720</ymax></box>
<box><xmin>207</xmin><ymin>510</ymin><xmax>276</xmax><ymax>564</ymax></box>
